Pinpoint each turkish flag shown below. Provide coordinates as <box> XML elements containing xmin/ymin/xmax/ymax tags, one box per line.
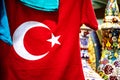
<box><xmin>0</xmin><ymin>0</ymin><xmax>98</xmax><ymax>80</ymax></box>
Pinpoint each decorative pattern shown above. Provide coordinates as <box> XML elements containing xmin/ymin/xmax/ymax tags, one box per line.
<box><xmin>105</xmin><ymin>0</ymin><xmax>119</xmax><ymax>16</ymax></box>
<box><xmin>80</xmin><ymin>25</ymin><xmax>91</xmax><ymax>59</ymax></box>
<box><xmin>80</xmin><ymin>24</ymin><xmax>98</xmax><ymax>76</ymax></box>
<box><xmin>98</xmin><ymin>29</ymin><xmax>120</xmax><ymax>80</ymax></box>
<box><xmin>98</xmin><ymin>0</ymin><xmax>120</xmax><ymax>80</ymax></box>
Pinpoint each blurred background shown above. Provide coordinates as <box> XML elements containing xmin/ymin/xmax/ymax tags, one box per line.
<box><xmin>93</xmin><ymin>0</ymin><xmax>120</xmax><ymax>19</ymax></box>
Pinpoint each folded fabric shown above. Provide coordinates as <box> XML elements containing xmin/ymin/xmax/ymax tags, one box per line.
<box><xmin>0</xmin><ymin>0</ymin><xmax>12</xmax><ymax>45</ymax></box>
<box><xmin>20</xmin><ymin>0</ymin><xmax>59</xmax><ymax>11</ymax></box>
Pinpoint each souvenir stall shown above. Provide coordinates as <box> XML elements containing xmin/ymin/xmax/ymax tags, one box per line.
<box><xmin>97</xmin><ymin>0</ymin><xmax>120</xmax><ymax>80</ymax></box>
<box><xmin>80</xmin><ymin>24</ymin><xmax>103</xmax><ymax>80</ymax></box>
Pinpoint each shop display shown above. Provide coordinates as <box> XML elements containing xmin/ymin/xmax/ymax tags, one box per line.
<box><xmin>97</xmin><ymin>0</ymin><xmax>120</xmax><ymax>80</ymax></box>
<box><xmin>80</xmin><ymin>24</ymin><xmax>102</xmax><ymax>80</ymax></box>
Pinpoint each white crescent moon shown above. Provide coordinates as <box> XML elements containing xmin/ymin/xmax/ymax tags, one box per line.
<box><xmin>13</xmin><ymin>21</ymin><xmax>50</xmax><ymax>60</ymax></box>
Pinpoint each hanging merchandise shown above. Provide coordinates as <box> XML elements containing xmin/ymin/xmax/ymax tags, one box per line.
<box><xmin>80</xmin><ymin>24</ymin><xmax>92</xmax><ymax>60</ymax></box>
<box><xmin>97</xmin><ymin>0</ymin><xmax>120</xmax><ymax>80</ymax></box>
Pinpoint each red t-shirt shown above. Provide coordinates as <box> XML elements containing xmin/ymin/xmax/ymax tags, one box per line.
<box><xmin>0</xmin><ymin>0</ymin><xmax>98</xmax><ymax>80</ymax></box>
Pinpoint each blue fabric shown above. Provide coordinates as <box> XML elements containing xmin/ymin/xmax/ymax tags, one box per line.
<box><xmin>0</xmin><ymin>0</ymin><xmax>12</xmax><ymax>45</ymax></box>
<box><xmin>20</xmin><ymin>0</ymin><xmax>59</xmax><ymax>11</ymax></box>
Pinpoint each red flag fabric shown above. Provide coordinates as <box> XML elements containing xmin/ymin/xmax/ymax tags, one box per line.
<box><xmin>0</xmin><ymin>0</ymin><xmax>98</xmax><ymax>80</ymax></box>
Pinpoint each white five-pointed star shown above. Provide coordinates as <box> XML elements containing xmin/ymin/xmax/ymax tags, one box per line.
<box><xmin>47</xmin><ymin>33</ymin><xmax>61</xmax><ymax>47</ymax></box>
